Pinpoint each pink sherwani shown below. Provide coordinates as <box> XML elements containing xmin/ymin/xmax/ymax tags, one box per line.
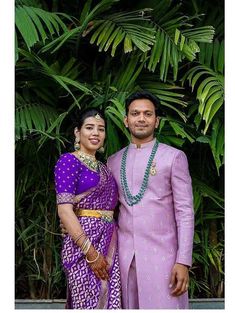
<box><xmin>107</xmin><ymin>139</ymin><xmax>194</xmax><ymax>309</ymax></box>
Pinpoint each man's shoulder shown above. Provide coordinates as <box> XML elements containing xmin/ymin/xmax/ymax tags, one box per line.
<box><xmin>159</xmin><ymin>142</ymin><xmax>185</xmax><ymax>157</ymax></box>
<box><xmin>108</xmin><ymin>146</ymin><xmax>126</xmax><ymax>164</ymax></box>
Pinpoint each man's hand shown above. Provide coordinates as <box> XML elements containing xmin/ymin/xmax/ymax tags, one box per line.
<box><xmin>169</xmin><ymin>263</ymin><xmax>189</xmax><ymax>296</ymax></box>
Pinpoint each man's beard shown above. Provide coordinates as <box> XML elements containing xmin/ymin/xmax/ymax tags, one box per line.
<box><xmin>130</xmin><ymin>127</ymin><xmax>155</xmax><ymax>139</ymax></box>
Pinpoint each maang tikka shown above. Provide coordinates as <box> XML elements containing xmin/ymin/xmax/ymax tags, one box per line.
<box><xmin>95</xmin><ymin>113</ymin><xmax>101</xmax><ymax>120</ymax></box>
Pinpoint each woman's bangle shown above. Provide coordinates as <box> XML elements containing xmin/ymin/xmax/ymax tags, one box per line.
<box><xmin>83</xmin><ymin>241</ymin><xmax>92</xmax><ymax>255</ymax></box>
<box><xmin>81</xmin><ymin>237</ymin><xmax>90</xmax><ymax>253</ymax></box>
<box><xmin>85</xmin><ymin>251</ymin><xmax>100</xmax><ymax>264</ymax></box>
<box><xmin>74</xmin><ymin>232</ymin><xmax>85</xmax><ymax>244</ymax></box>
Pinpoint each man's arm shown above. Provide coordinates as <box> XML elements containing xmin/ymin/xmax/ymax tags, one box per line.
<box><xmin>171</xmin><ymin>150</ymin><xmax>194</xmax><ymax>266</ymax></box>
<box><xmin>170</xmin><ymin>151</ymin><xmax>194</xmax><ymax>296</ymax></box>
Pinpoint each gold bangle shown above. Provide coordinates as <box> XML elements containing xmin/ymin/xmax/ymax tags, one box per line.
<box><xmin>81</xmin><ymin>237</ymin><xmax>89</xmax><ymax>252</ymax></box>
<box><xmin>74</xmin><ymin>233</ymin><xmax>85</xmax><ymax>244</ymax></box>
<box><xmin>85</xmin><ymin>251</ymin><xmax>100</xmax><ymax>264</ymax></box>
<box><xmin>83</xmin><ymin>241</ymin><xmax>92</xmax><ymax>255</ymax></box>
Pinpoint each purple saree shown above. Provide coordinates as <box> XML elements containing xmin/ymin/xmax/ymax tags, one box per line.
<box><xmin>54</xmin><ymin>153</ymin><xmax>121</xmax><ymax>309</ymax></box>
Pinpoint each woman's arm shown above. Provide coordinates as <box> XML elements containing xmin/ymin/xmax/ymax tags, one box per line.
<box><xmin>58</xmin><ymin>203</ymin><xmax>109</xmax><ymax>280</ymax></box>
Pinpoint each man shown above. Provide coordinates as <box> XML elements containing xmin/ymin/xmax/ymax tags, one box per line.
<box><xmin>107</xmin><ymin>91</ymin><xmax>194</xmax><ymax>309</ymax></box>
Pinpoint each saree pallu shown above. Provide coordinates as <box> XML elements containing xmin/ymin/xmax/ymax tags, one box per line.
<box><xmin>61</xmin><ymin>163</ymin><xmax>121</xmax><ymax>309</ymax></box>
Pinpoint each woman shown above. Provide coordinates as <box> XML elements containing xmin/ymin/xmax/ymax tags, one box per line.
<box><xmin>54</xmin><ymin>109</ymin><xmax>121</xmax><ymax>309</ymax></box>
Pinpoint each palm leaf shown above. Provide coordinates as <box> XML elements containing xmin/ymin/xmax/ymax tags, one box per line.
<box><xmin>138</xmin><ymin>78</ymin><xmax>188</xmax><ymax>122</ymax></box>
<box><xmin>182</xmin><ymin>64</ymin><xmax>224</xmax><ymax>134</ymax></box>
<box><xmin>105</xmin><ymin>98</ymin><xmax>130</xmax><ymax>140</ymax></box>
<box><xmin>199</xmin><ymin>40</ymin><xmax>224</xmax><ymax>74</ymax></box>
<box><xmin>15</xmin><ymin>93</ymin><xmax>58</xmax><ymax>140</ymax></box>
<box><xmin>146</xmin><ymin>1</ymin><xmax>215</xmax><ymax>81</ymax></box>
<box><xmin>40</xmin><ymin>0</ymin><xmax>119</xmax><ymax>54</ymax></box>
<box><xmin>157</xmin><ymin>116</ymin><xmax>195</xmax><ymax>146</ymax></box>
<box><xmin>15</xmin><ymin>5</ymin><xmax>70</xmax><ymax>57</ymax></box>
<box><xmin>112</xmin><ymin>54</ymin><xmax>145</xmax><ymax>91</ymax></box>
<box><xmin>182</xmin><ymin>40</ymin><xmax>224</xmax><ymax>134</ymax></box>
<box><xmin>18</xmin><ymin>49</ymin><xmax>92</xmax><ymax>106</ymax></box>
<box><xmin>147</xmin><ymin>25</ymin><xmax>214</xmax><ymax>81</ymax></box>
<box><xmin>209</xmin><ymin>118</ymin><xmax>224</xmax><ymax>174</ymax></box>
<box><xmin>88</xmin><ymin>9</ymin><xmax>156</xmax><ymax>56</ymax></box>
<box><xmin>169</xmin><ymin>121</ymin><xmax>195</xmax><ymax>143</ymax></box>
<box><xmin>192</xmin><ymin>177</ymin><xmax>224</xmax><ymax>208</ymax></box>
<box><xmin>40</xmin><ymin>26</ymin><xmax>83</xmax><ymax>54</ymax></box>
<box><xmin>37</xmin><ymin>95</ymin><xmax>87</xmax><ymax>150</ymax></box>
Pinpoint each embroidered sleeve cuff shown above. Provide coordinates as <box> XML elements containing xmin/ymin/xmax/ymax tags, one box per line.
<box><xmin>56</xmin><ymin>192</ymin><xmax>74</xmax><ymax>204</ymax></box>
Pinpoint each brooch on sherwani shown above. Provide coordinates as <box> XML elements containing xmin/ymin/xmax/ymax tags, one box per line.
<box><xmin>150</xmin><ymin>161</ymin><xmax>157</xmax><ymax>176</ymax></box>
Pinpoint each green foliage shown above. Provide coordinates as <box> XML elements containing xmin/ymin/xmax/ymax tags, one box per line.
<box><xmin>181</xmin><ymin>37</ymin><xmax>224</xmax><ymax>173</ymax></box>
<box><xmin>89</xmin><ymin>9</ymin><xmax>156</xmax><ymax>56</ymax></box>
<box><xmin>182</xmin><ymin>63</ymin><xmax>224</xmax><ymax>134</ymax></box>
<box><xmin>15</xmin><ymin>92</ymin><xmax>58</xmax><ymax>140</ymax></box>
<box><xmin>15</xmin><ymin>0</ymin><xmax>224</xmax><ymax>300</ymax></box>
<box><xmin>146</xmin><ymin>1</ymin><xmax>215</xmax><ymax>81</ymax></box>
<box><xmin>15</xmin><ymin>4</ymin><xmax>71</xmax><ymax>61</ymax></box>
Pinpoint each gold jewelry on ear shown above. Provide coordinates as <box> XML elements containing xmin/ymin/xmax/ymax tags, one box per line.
<box><xmin>74</xmin><ymin>137</ymin><xmax>80</xmax><ymax>151</ymax></box>
<box><xmin>98</xmin><ymin>146</ymin><xmax>104</xmax><ymax>153</ymax></box>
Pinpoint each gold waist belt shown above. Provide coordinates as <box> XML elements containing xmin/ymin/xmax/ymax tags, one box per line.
<box><xmin>75</xmin><ymin>209</ymin><xmax>114</xmax><ymax>222</ymax></box>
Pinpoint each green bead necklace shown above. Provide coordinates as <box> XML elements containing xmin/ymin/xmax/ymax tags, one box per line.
<box><xmin>120</xmin><ymin>140</ymin><xmax>159</xmax><ymax>206</ymax></box>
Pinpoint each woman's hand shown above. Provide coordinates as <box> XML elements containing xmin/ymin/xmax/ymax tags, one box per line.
<box><xmin>86</xmin><ymin>249</ymin><xmax>109</xmax><ymax>280</ymax></box>
<box><xmin>59</xmin><ymin>219</ymin><xmax>109</xmax><ymax>280</ymax></box>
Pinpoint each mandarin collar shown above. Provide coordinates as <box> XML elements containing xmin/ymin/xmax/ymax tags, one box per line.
<box><xmin>129</xmin><ymin>138</ymin><xmax>156</xmax><ymax>149</ymax></box>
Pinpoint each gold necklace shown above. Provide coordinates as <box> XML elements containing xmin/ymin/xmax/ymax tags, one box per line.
<box><xmin>77</xmin><ymin>150</ymin><xmax>98</xmax><ymax>171</ymax></box>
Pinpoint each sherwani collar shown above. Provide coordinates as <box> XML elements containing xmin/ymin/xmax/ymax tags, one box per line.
<box><xmin>129</xmin><ymin>138</ymin><xmax>156</xmax><ymax>149</ymax></box>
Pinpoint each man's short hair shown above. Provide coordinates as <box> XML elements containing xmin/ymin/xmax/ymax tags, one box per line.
<box><xmin>125</xmin><ymin>90</ymin><xmax>161</xmax><ymax>116</ymax></box>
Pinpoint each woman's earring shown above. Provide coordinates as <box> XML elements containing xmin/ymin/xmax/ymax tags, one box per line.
<box><xmin>98</xmin><ymin>146</ymin><xmax>104</xmax><ymax>153</ymax></box>
<box><xmin>74</xmin><ymin>138</ymin><xmax>80</xmax><ymax>151</ymax></box>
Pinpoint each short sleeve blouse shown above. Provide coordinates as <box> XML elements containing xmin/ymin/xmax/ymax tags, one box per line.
<box><xmin>54</xmin><ymin>153</ymin><xmax>80</xmax><ymax>205</ymax></box>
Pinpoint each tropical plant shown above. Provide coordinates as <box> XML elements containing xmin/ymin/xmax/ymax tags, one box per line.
<box><xmin>15</xmin><ymin>0</ymin><xmax>224</xmax><ymax>300</ymax></box>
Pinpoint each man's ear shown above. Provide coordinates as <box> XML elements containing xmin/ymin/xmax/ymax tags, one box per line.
<box><xmin>155</xmin><ymin>116</ymin><xmax>160</xmax><ymax>129</ymax></box>
<box><xmin>124</xmin><ymin>116</ymin><xmax>128</xmax><ymax>128</ymax></box>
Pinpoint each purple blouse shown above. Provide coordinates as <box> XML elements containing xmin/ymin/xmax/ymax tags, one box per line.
<box><xmin>54</xmin><ymin>153</ymin><xmax>101</xmax><ymax>204</ymax></box>
<box><xmin>54</xmin><ymin>153</ymin><xmax>118</xmax><ymax>210</ymax></box>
